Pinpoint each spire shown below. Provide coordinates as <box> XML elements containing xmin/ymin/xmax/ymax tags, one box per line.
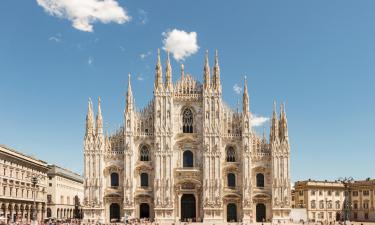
<box><xmin>243</xmin><ymin>76</ymin><xmax>250</xmax><ymax>113</ymax></box>
<box><xmin>279</xmin><ymin>102</ymin><xmax>288</xmax><ymax>140</ymax></box>
<box><xmin>165</xmin><ymin>51</ymin><xmax>173</xmax><ymax>89</ymax></box>
<box><xmin>213</xmin><ymin>49</ymin><xmax>221</xmax><ymax>91</ymax></box>
<box><xmin>126</xmin><ymin>74</ymin><xmax>133</xmax><ymax>114</ymax></box>
<box><xmin>203</xmin><ymin>50</ymin><xmax>211</xmax><ymax>90</ymax></box>
<box><xmin>270</xmin><ymin>101</ymin><xmax>279</xmax><ymax>142</ymax></box>
<box><xmin>85</xmin><ymin>98</ymin><xmax>95</xmax><ymax>136</ymax></box>
<box><xmin>96</xmin><ymin>97</ymin><xmax>103</xmax><ymax>135</ymax></box>
<box><xmin>154</xmin><ymin>48</ymin><xmax>163</xmax><ymax>90</ymax></box>
<box><xmin>181</xmin><ymin>64</ymin><xmax>185</xmax><ymax>79</ymax></box>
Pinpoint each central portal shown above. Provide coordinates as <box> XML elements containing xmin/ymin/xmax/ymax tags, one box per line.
<box><xmin>181</xmin><ymin>194</ymin><xmax>196</xmax><ymax>222</ymax></box>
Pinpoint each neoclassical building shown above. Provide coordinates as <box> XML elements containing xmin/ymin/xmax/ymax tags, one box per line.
<box><xmin>82</xmin><ymin>50</ymin><xmax>292</xmax><ymax>223</ymax></box>
<box><xmin>0</xmin><ymin>145</ymin><xmax>49</xmax><ymax>223</ymax></box>
<box><xmin>46</xmin><ymin>165</ymin><xmax>84</xmax><ymax>220</ymax></box>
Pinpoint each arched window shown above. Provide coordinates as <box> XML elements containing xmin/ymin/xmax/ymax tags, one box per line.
<box><xmin>182</xmin><ymin>108</ymin><xmax>193</xmax><ymax>133</ymax></box>
<box><xmin>183</xmin><ymin>150</ymin><xmax>194</xmax><ymax>167</ymax></box>
<box><xmin>256</xmin><ymin>173</ymin><xmax>264</xmax><ymax>188</ymax></box>
<box><xmin>227</xmin><ymin>173</ymin><xmax>236</xmax><ymax>188</ymax></box>
<box><xmin>140</xmin><ymin>173</ymin><xmax>148</xmax><ymax>187</ymax></box>
<box><xmin>226</xmin><ymin>147</ymin><xmax>236</xmax><ymax>162</ymax></box>
<box><xmin>47</xmin><ymin>208</ymin><xmax>52</xmax><ymax>218</ymax></box>
<box><xmin>111</xmin><ymin>172</ymin><xmax>119</xmax><ymax>187</ymax></box>
<box><xmin>140</xmin><ymin>145</ymin><xmax>150</xmax><ymax>161</ymax></box>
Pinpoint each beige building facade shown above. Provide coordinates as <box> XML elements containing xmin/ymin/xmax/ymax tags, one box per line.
<box><xmin>294</xmin><ymin>179</ymin><xmax>375</xmax><ymax>222</ymax></box>
<box><xmin>82</xmin><ymin>51</ymin><xmax>292</xmax><ymax>223</ymax></box>
<box><xmin>0</xmin><ymin>145</ymin><xmax>49</xmax><ymax>223</ymax></box>
<box><xmin>46</xmin><ymin>165</ymin><xmax>84</xmax><ymax>220</ymax></box>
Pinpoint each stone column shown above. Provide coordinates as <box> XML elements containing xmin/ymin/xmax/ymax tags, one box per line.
<box><xmin>4</xmin><ymin>203</ymin><xmax>9</xmax><ymax>224</ymax></box>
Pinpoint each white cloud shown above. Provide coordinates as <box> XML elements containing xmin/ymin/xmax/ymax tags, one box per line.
<box><xmin>138</xmin><ymin>9</ymin><xmax>148</xmax><ymax>25</ymax></box>
<box><xmin>36</xmin><ymin>0</ymin><xmax>131</xmax><ymax>32</ymax></box>
<box><xmin>88</xmin><ymin>56</ymin><xmax>94</xmax><ymax>65</ymax></box>
<box><xmin>49</xmin><ymin>36</ymin><xmax>61</xmax><ymax>42</ymax></box>
<box><xmin>140</xmin><ymin>51</ymin><xmax>151</xmax><ymax>60</ymax></box>
<box><xmin>136</xmin><ymin>74</ymin><xmax>144</xmax><ymax>81</ymax></box>
<box><xmin>162</xmin><ymin>29</ymin><xmax>199</xmax><ymax>61</ymax></box>
<box><xmin>233</xmin><ymin>83</ymin><xmax>242</xmax><ymax>94</ymax></box>
<box><xmin>251</xmin><ymin>115</ymin><xmax>269</xmax><ymax>127</ymax></box>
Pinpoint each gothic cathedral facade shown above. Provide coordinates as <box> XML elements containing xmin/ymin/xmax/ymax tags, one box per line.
<box><xmin>82</xmin><ymin>50</ymin><xmax>292</xmax><ymax>224</ymax></box>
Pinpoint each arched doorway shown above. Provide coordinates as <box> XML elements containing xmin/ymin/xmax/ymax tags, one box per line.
<box><xmin>227</xmin><ymin>203</ymin><xmax>237</xmax><ymax>222</ymax></box>
<box><xmin>256</xmin><ymin>203</ymin><xmax>266</xmax><ymax>222</ymax></box>
<box><xmin>109</xmin><ymin>203</ymin><xmax>120</xmax><ymax>222</ymax></box>
<box><xmin>181</xmin><ymin>194</ymin><xmax>196</xmax><ymax>222</ymax></box>
<box><xmin>139</xmin><ymin>203</ymin><xmax>150</xmax><ymax>219</ymax></box>
<box><xmin>336</xmin><ymin>212</ymin><xmax>341</xmax><ymax>221</ymax></box>
<box><xmin>47</xmin><ymin>208</ymin><xmax>52</xmax><ymax>218</ymax></box>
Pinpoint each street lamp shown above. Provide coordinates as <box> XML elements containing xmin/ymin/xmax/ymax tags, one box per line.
<box><xmin>27</xmin><ymin>174</ymin><xmax>44</xmax><ymax>224</ymax></box>
<box><xmin>338</xmin><ymin>177</ymin><xmax>354</xmax><ymax>225</ymax></box>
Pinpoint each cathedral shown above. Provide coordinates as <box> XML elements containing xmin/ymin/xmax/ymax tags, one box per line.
<box><xmin>82</xmin><ymin>50</ymin><xmax>292</xmax><ymax>224</ymax></box>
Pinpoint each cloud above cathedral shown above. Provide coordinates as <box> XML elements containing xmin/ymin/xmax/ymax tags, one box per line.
<box><xmin>233</xmin><ymin>84</ymin><xmax>242</xmax><ymax>94</ymax></box>
<box><xmin>251</xmin><ymin>115</ymin><xmax>269</xmax><ymax>127</ymax></box>
<box><xmin>36</xmin><ymin>0</ymin><xmax>131</xmax><ymax>32</ymax></box>
<box><xmin>162</xmin><ymin>29</ymin><xmax>199</xmax><ymax>61</ymax></box>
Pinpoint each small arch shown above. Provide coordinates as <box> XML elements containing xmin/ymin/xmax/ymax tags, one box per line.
<box><xmin>182</xmin><ymin>108</ymin><xmax>193</xmax><ymax>133</ymax></box>
<box><xmin>226</xmin><ymin>146</ymin><xmax>236</xmax><ymax>162</ymax></box>
<box><xmin>140</xmin><ymin>173</ymin><xmax>149</xmax><ymax>187</ymax></box>
<box><xmin>227</xmin><ymin>203</ymin><xmax>237</xmax><ymax>222</ymax></box>
<box><xmin>109</xmin><ymin>203</ymin><xmax>120</xmax><ymax>222</ymax></box>
<box><xmin>47</xmin><ymin>208</ymin><xmax>52</xmax><ymax>218</ymax></box>
<box><xmin>140</xmin><ymin>145</ymin><xmax>150</xmax><ymax>161</ymax></box>
<box><xmin>256</xmin><ymin>203</ymin><xmax>266</xmax><ymax>222</ymax></box>
<box><xmin>111</xmin><ymin>172</ymin><xmax>119</xmax><ymax>187</ymax></box>
<box><xmin>139</xmin><ymin>203</ymin><xmax>150</xmax><ymax>219</ymax></box>
<box><xmin>227</xmin><ymin>173</ymin><xmax>236</xmax><ymax>188</ymax></box>
<box><xmin>183</xmin><ymin>150</ymin><xmax>194</xmax><ymax>167</ymax></box>
<box><xmin>256</xmin><ymin>173</ymin><xmax>265</xmax><ymax>188</ymax></box>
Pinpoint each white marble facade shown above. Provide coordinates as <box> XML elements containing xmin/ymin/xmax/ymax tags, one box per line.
<box><xmin>82</xmin><ymin>50</ymin><xmax>292</xmax><ymax>224</ymax></box>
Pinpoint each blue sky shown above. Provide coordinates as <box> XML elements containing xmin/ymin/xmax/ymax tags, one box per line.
<box><xmin>0</xmin><ymin>0</ymin><xmax>374</xmax><ymax>182</ymax></box>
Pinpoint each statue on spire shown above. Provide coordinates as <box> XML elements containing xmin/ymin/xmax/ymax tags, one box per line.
<box><xmin>126</xmin><ymin>74</ymin><xmax>133</xmax><ymax>114</ymax></box>
<box><xmin>96</xmin><ymin>97</ymin><xmax>103</xmax><ymax>135</ymax></box>
<box><xmin>203</xmin><ymin>50</ymin><xmax>211</xmax><ymax>90</ymax></box>
<box><xmin>85</xmin><ymin>98</ymin><xmax>95</xmax><ymax>136</ymax></box>
<box><xmin>165</xmin><ymin>51</ymin><xmax>173</xmax><ymax>90</ymax></box>
<box><xmin>155</xmin><ymin>49</ymin><xmax>163</xmax><ymax>90</ymax></box>
<box><xmin>213</xmin><ymin>50</ymin><xmax>221</xmax><ymax>91</ymax></box>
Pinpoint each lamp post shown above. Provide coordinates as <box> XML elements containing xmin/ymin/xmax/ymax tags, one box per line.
<box><xmin>338</xmin><ymin>177</ymin><xmax>353</xmax><ymax>225</ymax></box>
<box><xmin>27</xmin><ymin>174</ymin><xmax>44</xmax><ymax>224</ymax></box>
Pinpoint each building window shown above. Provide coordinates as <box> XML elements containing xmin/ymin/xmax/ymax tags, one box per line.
<box><xmin>49</xmin><ymin>183</ymin><xmax>52</xmax><ymax>187</ymax></box>
<box><xmin>311</xmin><ymin>200</ymin><xmax>316</xmax><ymax>209</ymax></box>
<box><xmin>363</xmin><ymin>201</ymin><xmax>369</xmax><ymax>209</ymax></box>
<box><xmin>256</xmin><ymin>173</ymin><xmax>264</xmax><ymax>188</ymax></box>
<box><xmin>47</xmin><ymin>195</ymin><xmax>52</xmax><ymax>203</ymax></box>
<box><xmin>365</xmin><ymin>213</ymin><xmax>369</xmax><ymax>220</ymax></box>
<box><xmin>61</xmin><ymin>195</ymin><xmax>64</xmax><ymax>204</ymax></box>
<box><xmin>319</xmin><ymin>200</ymin><xmax>324</xmax><ymax>209</ymax></box>
<box><xmin>299</xmin><ymin>190</ymin><xmax>303</xmax><ymax>196</ymax></box>
<box><xmin>335</xmin><ymin>191</ymin><xmax>340</xmax><ymax>196</ymax></box>
<box><xmin>319</xmin><ymin>190</ymin><xmax>323</xmax><ymax>196</ymax></box>
<box><xmin>110</xmin><ymin>172</ymin><xmax>119</xmax><ymax>187</ymax></box>
<box><xmin>227</xmin><ymin>173</ymin><xmax>236</xmax><ymax>188</ymax></box>
<box><xmin>352</xmin><ymin>191</ymin><xmax>358</xmax><ymax>196</ymax></box>
<box><xmin>311</xmin><ymin>190</ymin><xmax>316</xmax><ymax>196</ymax></box>
<box><xmin>363</xmin><ymin>190</ymin><xmax>370</xmax><ymax>196</ymax></box>
<box><xmin>354</xmin><ymin>213</ymin><xmax>357</xmax><ymax>220</ymax></box>
<box><xmin>328</xmin><ymin>190</ymin><xmax>332</xmax><ymax>196</ymax></box>
<box><xmin>140</xmin><ymin>146</ymin><xmax>150</xmax><ymax>161</ymax></box>
<box><xmin>140</xmin><ymin>173</ymin><xmax>148</xmax><ymax>187</ymax></box>
<box><xmin>49</xmin><ymin>176</ymin><xmax>52</xmax><ymax>180</ymax></box>
<box><xmin>335</xmin><ymin>201</ymin><xmax>340</xmax><ymax>209</ymax></box>
<box><xmin>353</xmin><ymin>202</ymin><xmax>358</xmax><ymax>209</ymax></box>
<box><xmin>183</xmin><ymin>150</ymin><xmax>194</xmax><ymax>167</ymax></box>
<box><xmin>226</xmin><ymin>146</ymin><xmax>236</xmax><ymax>162</ymax></box>
<box><xmin>182</xmin><ymin>108</ymin><xmax>193</xmax><ymax>133</ymax></box>
<box><xmin>327</xmin><ymin>201</ymin><xmax>332</xmax><ymax>209</ymax></box>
